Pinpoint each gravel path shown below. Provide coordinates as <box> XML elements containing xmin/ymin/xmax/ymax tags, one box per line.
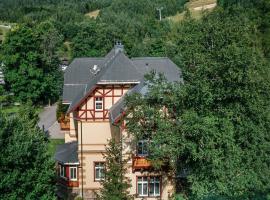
<box><xmin>38</xmin><ymin>104</ymin><xmax>64</xmax><ymax>139</ymax></box>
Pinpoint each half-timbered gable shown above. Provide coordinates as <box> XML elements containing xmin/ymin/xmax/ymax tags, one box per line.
<box><xmin>77</xmin><ymin>84</ymin><xmax>132</xmax><ymax>121</ymax></box>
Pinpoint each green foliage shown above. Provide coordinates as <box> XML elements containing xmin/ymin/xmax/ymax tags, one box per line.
<box><xmin>56</xmin><ymin>100</ymin><xmax>69</xmax><ymax>120</ymax></box>
<box><xmin>0</xmin><ymin>107</ymin><xmax>56</xmax><ymax>199</ymax></box>
<box><xmin>97</xmin><ymin>139</ymin><xmax>133</xmax><ymax>200</ymax></box>
<box><xmin>1</xmin><ymin>21</ymin><xmax>63</xmax><ymax>104</ymax></box>
<box><xmin>125</xmin><ymin>6</ymin><xmax>270</xmax><ymax>199</ymax></box>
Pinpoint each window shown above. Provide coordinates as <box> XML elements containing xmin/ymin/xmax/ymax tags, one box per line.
<box><xmin>60</xmin><ymin>165</ymin><xmax>66</xmax><ymax>178</ymax></box>
<box><xmin>95</xmin><ymin>97</ymin><xmax>103</xmax><ymax>110</ymax></box>
<box><xmin>94</xmin><ymin>162</ymin><xmax>105</xmax><ymax>181</ymax></box>
<box><xmin>137</xmin><ymin>140</ymin><xmax>148</xmax><ymax>156</ymax></box>
<box><xmin>149</xmin><ymin>177</ymin><xmax>160</xmax><ymax>196</ymax></box>
<box><xmin>137</xmin><ymin>177</ymin><xmax>148</xmax><ymax>197</ymax></box>
<box><xmin>137</xmin><ymin>176</ymin><xmax>161</xmax><ymax>197</ymax></box>
<box><xmin>69</xmin><ymin>167</ymin><xmax>77</xmax><ymax>181</ymax></box>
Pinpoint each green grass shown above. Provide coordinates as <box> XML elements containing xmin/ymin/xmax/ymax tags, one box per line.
<box><xmin>85</xmin><ymin>9</ymin><xmax>100</xmax><ymax>19</ymax></box>
<box><xmin>1</xmin><ymin>105</ymin><xmax>21</xmax><ymax>114</ymax></box>
<box><xmin>166</xmin><ymin>0</ymin><xmax>217</xmax><ymax>22</ymax></box>
<box><xmin>48</xmin><ymin>139</ymin><xmax>64</xmax><ymax>156</ymax></box>
<box><xmin>1</xmin><ymin>105</ymin><xmax>43</xmax><ymax>115</ymax></box>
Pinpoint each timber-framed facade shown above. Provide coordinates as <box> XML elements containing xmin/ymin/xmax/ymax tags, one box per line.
<box><xmin>55</xmin><ymin>43</ymin><xmax>182</xmax><ymax>200</ymax></box>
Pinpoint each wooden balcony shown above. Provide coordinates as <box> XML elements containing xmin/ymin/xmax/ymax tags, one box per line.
<box><xmin>58</xmin><ymin>115</ymin><xmax>70</xmax><ymax>130</ymax></box>
<box><xmin>132</xmin><ymin>156</ymin><xmax>152</xmax><ymax>172</ymax></box>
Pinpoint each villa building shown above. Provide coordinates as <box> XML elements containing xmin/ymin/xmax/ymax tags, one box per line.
<box><xmin>55</xmin><ymin>43</ymin><xmax>182</xmax><ymax>199</ymax></box>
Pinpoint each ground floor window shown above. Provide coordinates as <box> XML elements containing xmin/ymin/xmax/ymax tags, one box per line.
<box><xmin>94</xmin><ymin>162</ymin><xmax>105</xmax><ymax>181</ymax></box>
<box><xmin>69</xmin><ymin>167</ymin><xmax>77</xmax><ymax>181</ymax></box>
<box><xmin>60</xmin><ymin>164</ymin><xmax>66</xmax><ymax>178</ymax></box>
<box><xmin>137</xmin><ymin>176</ymin><xmax>161</xmax><ymax>197</ymax></box>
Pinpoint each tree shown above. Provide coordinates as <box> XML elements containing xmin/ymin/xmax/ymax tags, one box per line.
<box><xmin>0</xmin><ymin>107</ymin><xmax>56</xmax><ymax>199</ymax></box>
<box><xmin>97</xmin><ymin>139</ymin><xmax>133</xmax><ymax>200</ymax></box>
<box><xmin>125</xmin><ymin>7</ymin><xmax>270</xmax><ymax>199</ymax></box>
<box><xmin>1</xmin><ymin>22</ymin><xmax>63</xmax><ymax>104</ymax></box>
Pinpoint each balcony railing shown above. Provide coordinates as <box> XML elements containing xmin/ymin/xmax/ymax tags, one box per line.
<box><xmin>132</xmin><ymin>156</ymin><xmax>152</xmax><ymax>171</ymax></box>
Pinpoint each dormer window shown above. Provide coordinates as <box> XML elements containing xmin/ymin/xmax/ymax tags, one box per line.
<box><xmin>95</xmin><ymin>97</ymin><xmax>103</xmax><ymax>110</ymax></box>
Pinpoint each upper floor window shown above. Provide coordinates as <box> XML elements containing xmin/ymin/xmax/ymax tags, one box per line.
<box><xmin>95</xmin><ymin>97</ymin><xmax>103</xmax><ymax>110</ymax></box>
<box><xmin>137</xmin><ymin>176</ymin><xmax>161</xmax><ymax>197</ymax></box>
<box><xmin>137</xmin><ymin>140</ymin><xmax>148</xmax><ymax>156</ymax></box>
<box><xmin>69</xmin><ymin>167</ymin><xmax>77</xmax><ymax>181</ymax></box>
<box><xmin>94</xmin><ymin>162</ymin><xmax>105</xmax><ymax>181</ymax></box>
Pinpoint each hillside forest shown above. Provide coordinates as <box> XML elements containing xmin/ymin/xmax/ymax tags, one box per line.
<box><xmin>0</xmin><ymin>0</ymin><xmax>270</xmax><ymax>199</ymax></box>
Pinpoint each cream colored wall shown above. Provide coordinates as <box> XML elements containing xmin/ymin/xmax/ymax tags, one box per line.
<box><xmin>78</xmin><ymin>153</ymin><xmax>105</xmax><ymax>190</ymax></box>
<box><xmin>77</xmin><ymin>121</ymin><xmax>111</xmax><ymax>150</ymax></box>
<box><xmin>65</xmin><ymin>112</ymin><xmax>77</xmax><ymax>143</ymax></box>
<box><xmin>77</xmin><ymin>121</ymin><xmax>111</xmax><ymax>194</ymax></box>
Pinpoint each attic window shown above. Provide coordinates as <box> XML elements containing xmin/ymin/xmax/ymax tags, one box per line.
<box><xmin>95</xmin><ymin>97</ymin><xmax>103</xmax><ymax>110</ymax></box>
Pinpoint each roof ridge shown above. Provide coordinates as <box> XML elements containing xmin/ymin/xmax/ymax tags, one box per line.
<box><xmin>131</xmin><ymin>57</ymin><xmax>169</xmax><ymax>60</ymax></box>
<box><xmin>74</xmin><ymin>57</ymin><xmax>105</xmax><ymax>60</ymax></box>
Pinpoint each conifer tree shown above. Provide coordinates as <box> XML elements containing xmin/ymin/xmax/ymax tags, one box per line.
<box><xmin>97</xmin><ymin>139</ymin><xmax>133</xmax><ymax>200</ymax></box>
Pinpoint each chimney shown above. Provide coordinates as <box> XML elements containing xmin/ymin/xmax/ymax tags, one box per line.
<box><xmin>115</xmin><ymin>41</ymin><xmax>124</xmax><ymax>54</ymax></box>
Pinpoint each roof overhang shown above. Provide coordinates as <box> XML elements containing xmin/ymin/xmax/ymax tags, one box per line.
<box><xmin>97</xmin><ymin>81</ymin><xmax>140</xmax><ymax>85</ymax></box>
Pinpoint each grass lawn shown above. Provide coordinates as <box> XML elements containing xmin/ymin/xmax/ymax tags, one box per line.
<box><xmin>0</xmin><ymin>24</ymin><xmax>11</xmax><ymax>42</ymax></box>
<box><xmin>48</xmin><ymin>139</ymin><xmax>64</xmax><ymax>157</ymax></box>
<box><xmin>85</xmin><ymin>9</ymin><xmax>100</xmax><ymax>19</ymax></box>
<box><xmin>166</xmin><ymin>0</ymin><xmax>217</xmax><ymax>22</ymax></box>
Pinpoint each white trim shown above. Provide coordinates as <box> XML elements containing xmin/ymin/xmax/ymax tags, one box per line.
<box><xmin>69</xmin><ymin>167</ymin><xmax>77</xmax><ymax>181</ymax></box>
<box><xmin>94</xmin><ymin>162</ymin><xmax>105</xmax><ymax>181</ymax></box>
<box><xmin>149</xmin><ymin>177</ymin><xmax>160</xmax><ymax>197</ymax></box>
<box><xmin>95</xmin><ymin>97</ymin><xmax>103</xmax><ymax>111</ymax></box>
<box><xmin>138</xmin><ymin>177</ymin><xmax>148</xmax><ymax>197</ymax></box>
<box><xmin>97</xmin><ymin>81</ymin><xmax>140</xmax><ymax>85</ymax></box>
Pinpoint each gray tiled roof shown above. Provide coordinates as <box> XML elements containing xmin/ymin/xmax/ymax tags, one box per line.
<box><xmin>131</xmin><ymin>57</ymin><xmax>183</xmax><ymax>82</ymax></box>
<box><xmin>63</xmin><ymin>58</ymin><xmax>104</xmax><ymax>103</ymax></box>
<box><xmin>54</xmin><ymin>141</ymin><xmax>78</xmax><ymax>164</ymax></box>
<box><xmin>64</xmin><ymin>45</ymin><xmax>182</xmax><ymax>114</ymax></box>
<box><xmin>99</xmin><ymin>53</ymin><xmax>141</xmax><ymax>83</ymax></box>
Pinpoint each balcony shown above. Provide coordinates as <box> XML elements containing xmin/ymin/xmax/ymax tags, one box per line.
<box><xmin>58</xmin><ymin>115</ymin><xmax>70</xmax><ymax>130</ymax></box>
<box><xmin>132</xmin><ymin>156</ymin><xmax>152</xmax><ymax>172</ymax></box>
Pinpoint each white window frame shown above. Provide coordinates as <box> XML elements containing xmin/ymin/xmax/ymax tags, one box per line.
<box><xmin>137</xmin><ymin>177</ymin><xmax>148</xmax><ymax>197</ymax></box>
<box><xmin>95</xmin><ymin>97</ymin><xmax>103</xmax><ymax>111</ymax></box>
<box><xmin>60</xmin><ymin>165</ymin><xmax>66</xmax><ymax>178</ymax></box>
<box><xmin>137</xmin><ymin>140</ymin><xmax>148</xmax><ymax>157</ymax></box>
<box><xmin>94</xmin><ymin>162</ymin><xmax>105</xmax><ymax>181</ymax></box>
<box><xmin>69</xmin><ymin>167</ymin><xmax>77</xmax><ymax>181</ymax></box>
<box><xmin>149</xmin><ymin>177</ymin><xmax>160</xmax><ymax>197</ymax></box>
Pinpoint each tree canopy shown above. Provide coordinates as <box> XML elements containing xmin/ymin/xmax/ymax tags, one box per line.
<box><xmin>1</xmin><ymin>21</ymin><xmax>63</xmax><ymax>104</ymax></box>
<box><xmin>125</xmin><ymin>5</ymin><xmax>270</xmax><ymax>199</ymax></box>
<box><xmin>0</xmin><ymin>107</ymin><xmax>56</xmax><ymax>200</ymax></box>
